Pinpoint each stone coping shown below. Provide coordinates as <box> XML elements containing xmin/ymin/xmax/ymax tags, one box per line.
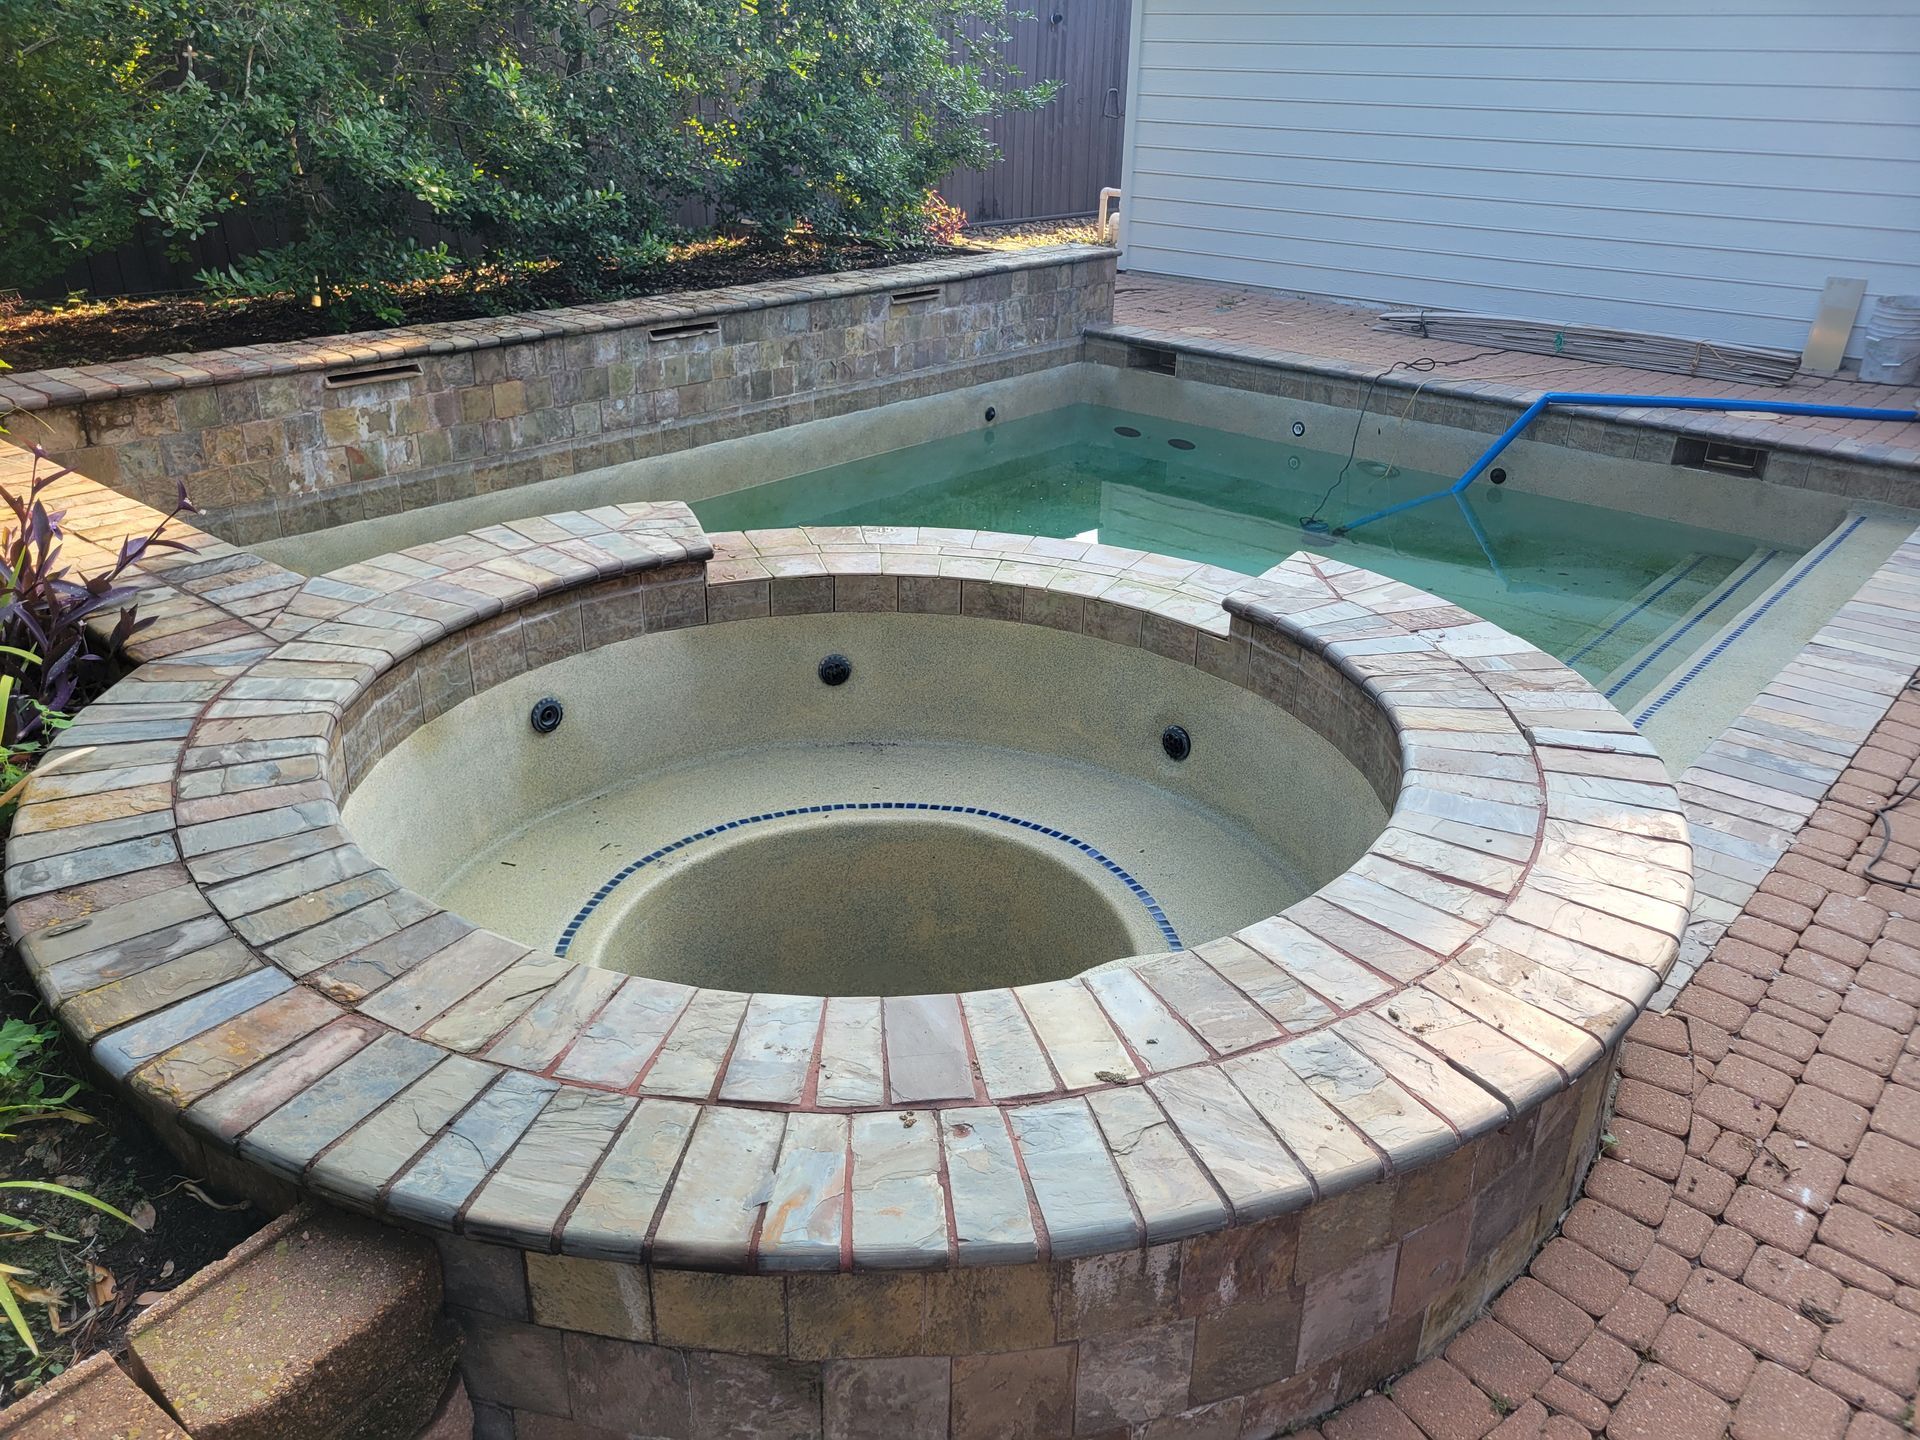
<box><xmin>0</xmin><ymin>246</ymin><xmax>1115</xmax><ymax>416</ymax></box>
<box><xmin>1089</xmin><ymin>323</ymin><xmax>1920</xmax><ymax>474</ymax></box>
<box><xmin>3</xmin><ymin>462</ymin><xmax>1692</xmax><ymax>1274</ymax></box>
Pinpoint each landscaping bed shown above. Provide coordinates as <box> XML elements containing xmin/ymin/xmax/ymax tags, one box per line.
<box><xmin>0</xmin><ymin>222</ymin><xmax>1104</xmax><ymax>374</ymax></box>
<box><xmin>0</xmin><ymin>953</ymin><xmax>262</xmax><ymax>1403</ymax></box>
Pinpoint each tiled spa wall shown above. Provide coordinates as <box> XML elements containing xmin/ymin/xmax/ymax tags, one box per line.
<box><xmin>306</xmin><ymin>549</ymin><xmax>1591</xmax><ymax>1440</ymax></box>
<box><xmin>433</xmin><ymin>1066</ymin><xmax>1608</xmax><ymax>1440</ymax></box>
<box><xmin>0</xmin><ymin>247</ymin><xmax>1114</xmax><ymax>547</ymax></box>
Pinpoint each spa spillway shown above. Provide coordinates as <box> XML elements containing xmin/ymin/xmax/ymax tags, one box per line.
<box><xmin>6</xmin><ymin>505</ymin><xmax>1689</xmax><ymax>1439</ymax></box>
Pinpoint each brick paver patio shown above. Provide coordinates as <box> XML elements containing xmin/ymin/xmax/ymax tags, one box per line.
<box><xmin>1111</xmin><ymin>274</ymin><xmax>1920</xmax><ymax>464</ymax></box>
<box><xmin>1296</xmin><ymin>684</ymin><xmax>1920</xmax><ymax>1440</ymax></box>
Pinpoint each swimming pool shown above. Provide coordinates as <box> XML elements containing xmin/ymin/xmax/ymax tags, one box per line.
<box><xmin>694</xmin><ymin>403</ymin><xmax>1798</xmax><ymax>712</ymax></box>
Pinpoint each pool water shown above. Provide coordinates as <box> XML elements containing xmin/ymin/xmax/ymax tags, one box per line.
<box><xmin>697</xmin><ymin>404</ymin><xmax>1799</xmax><ymax>701</ymax></box>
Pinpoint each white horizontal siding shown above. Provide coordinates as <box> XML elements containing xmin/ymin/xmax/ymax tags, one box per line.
<box><xmin>1119</xmin><ymin>0</ymin><xmax>1920</xmax><ymax>359</ymax></box>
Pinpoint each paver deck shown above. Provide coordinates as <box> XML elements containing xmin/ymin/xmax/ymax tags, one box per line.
<box><xmin>1295</xmin><ymin>685</ymin><xmax>1920</xmax><ymax>1440</ymax></box>
<box><xmin>1109</xmin><ymin>274</ymin><xmax>1920</xmax><ymax>467</ymax></box>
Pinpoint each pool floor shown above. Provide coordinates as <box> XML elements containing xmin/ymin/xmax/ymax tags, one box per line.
<box><xmin>695</xmin><ymin>404</ymin><xmax>1802</xmax><ymax>709</ymax></box>
<box><xmin>435</xmin><ymin>739</ymin><xmax>1311</xmax><ymax>992</ymax></box>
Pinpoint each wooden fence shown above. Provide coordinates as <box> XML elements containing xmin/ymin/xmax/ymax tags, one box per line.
<box><xmin>37</xmin><ymin>0</ymin><xmax>1130</xmax><ymax>300</ymax></box>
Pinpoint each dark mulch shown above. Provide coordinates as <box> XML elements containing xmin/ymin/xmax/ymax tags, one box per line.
<box><xmin>0</xmin><ymin>237</ymin><xmax>981</xmax><ymax>374</ymax></box>
<box><xmin>0</xmin><ymin>952</ymin><xmax>263</xmax><ymax>1403</ymax></box>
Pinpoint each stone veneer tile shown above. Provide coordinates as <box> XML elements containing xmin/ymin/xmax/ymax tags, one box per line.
<box><xmin>36</xmin><ymin>913</ymin><xmax>235</xmax><ymax>1004</ymax></box>
<box><xmin>719</xmin><ymin>992</ymin><xmax>824</xmax><ymax>1104</ymax></box>
<box><xmin>816</xmin><ymin>997</ymin><xmax>885</xmax><ymax>1107</ymax></box>
<box><xmin>242</xmin><ymin>1030</ymin><xmax>442</xmax><ymax>1179</ymax></box>
<box><xmin>15</xmin><ymin>882</ymin><xmax>211</xmax><ymax>974</ymax></box>
<box><xmin>307</xmin><ymin>1053</ymin><xmax>498</xmax><ymax>1207</ymax></box>
<box><xmin>482</xmin><ymin>963</ymin><xmax>623</xmax><ymax>1072</ymax></box>
<box><xmin>1136</xmin><ymin>951</ymin><xmax>1281</xmax><ymax>1053</ymax></box>
<box><xmin>136</xmin><ymin>985</ymin><xmax>345</xmax><ymax>1112</ymax></box>
<box><xmin>420</xmin><ymin>953</ymin><xmax>575</xmax><ymax>1052</ymax></box>
<box><xmin>1150</xmin><ymin>1066</ymin><xmax>1315</xmax><ymax>1220</ymax></box>
<box><xmin>184</xmin><ymin>1014</ymin><xmax>381</xmax><ymax>1138</ymax></box>
<box><xmin>760</xmin><ymin>1110</ymin><xmax>849</xmax><ymax>1272</ymax></box>
<box><xmin>465</xmin><ymin>1088</ymin><xmax>636</xmax><ymax>1247</ymax></box>
<box><xmin>60</xmin><ymin>939</ymin><xmax>260</xmax><ymax>1037</ymax></box>
<box><xmin>850</xmin><ymin>1110</ymin><xmax>947</xmax><ymax>1267</ymax></box>
<box><xmin>1274</xmin><ymin>1030</ymin><xmax>1454</xmax><ymax>1171</ymax></box>
<box><xmin>356</xmin><ymin>928</ymin><xmax>529</xmax><ymax>1031</ymax></box>
<box><xmin>649</xmin><ymin>1270</ymin><xmax>785</xmax><ymax>1355</ymax></box>
<box><xmin>1383</xmin><ymin>986</ymin><xmax>1567</xmax><ymax>1111</ymax></box>
<box><xmin>265</xmin><ymin>889</ymin><xmax>440</xmax><ymax>976</ymax></box>
<box><xmin>1190</xmin><ymin>936</ymin><xmax>1336</xmax><ymax>1032</ymax></box>
<box><xmin>1088</xmin><ymin>1085</ymin><xmax>1230</xmax><ymax>1242</ymax></box>
<box><xmin>939</xmin><ymin>1108</ymin><xmax>1038</xmax><ymax>1265</ymax></box>
<box><xmin>1010</xmin><ymin>1098</ymin><xmax>1139</xmax><ymax>1258</ymax></box>
<box><xmin>1234</xmin><ymin>915</ymin><xmax>1390</xmax><ymax>1010</ymax></box>
<box><xmin>563</xmin><ymin>1099</ymin><xmax>699</xmax><ymax>1261</ymax></box>
<box><xmin>958</xmin><ymin>989</ymin><xmax>1056</xmax><ymax>1100</ymax></box>
<box><xmin>1338</xmin><ymin>1013</ymin><xmax>1508</xmax><ymax>1136</ymax></box>
<box><xmin>1015</xmin><ymin>979</ymin><xmax>1138</xmax><ymax>1089</ymax></box>
<box><xmin>93</xmin><ymin>966</ymin><xmax>290</xmax><ymax>1078</ymax></box>
<box><xmin>556</xmin><ymin>975</ymin><xmax>694</xmax><ymax>1089</ymax></box>
<box><xmin>384</xmin><ymin>1068</ymin><xmax>555</xmax><ymax>1224</ymax></box>
<box><xmin>525</xmin><ymin>1252</ymin><xmax>651</xmax><ymax>1343</ymax></box>
<box><xmin>637</xmin><ymin>987</ymin><xmax>749</xmax><ymax>1098</ymax></box>
<box><xmin>1419</xmin><ymin>965</ymin><xmax>1604</xmax><ymax>1073</ymax></box>
<box><xmin>651</xmin><ymin>1106</ymin><xmax>786</xmax><ymax>1268</ymax></box>
<box><xmin>311</xmin><ymin>907</ymin><xmax>471</xmax><ymax>1000</ymax></box>
<box><xmin>1083</xmin><ymin>966</ymin><xmax>1211</xmax><ymax>1071</ymax></box>
<box><xmin>883</xmin><ymin>993</ymin><xmax>976</xmax><ymax>1104</ymax></box>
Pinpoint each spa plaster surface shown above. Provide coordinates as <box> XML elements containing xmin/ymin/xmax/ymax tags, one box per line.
<box><xmin>347</xmin><ymin>611</ymin><xmax>1381</xmax><ymax>993</ymax></box>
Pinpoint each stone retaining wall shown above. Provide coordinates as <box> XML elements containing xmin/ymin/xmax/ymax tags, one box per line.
<box><xmin>0</xmin><ymin>248</ymin><xmax>1112</xmax><ymax>547</ymax></box>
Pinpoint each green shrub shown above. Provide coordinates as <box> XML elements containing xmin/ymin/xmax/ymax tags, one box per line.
<box><xmin>0</xmin><ymin>0</ymin><xmax>1052</xmax><ymax>321</ymax></box>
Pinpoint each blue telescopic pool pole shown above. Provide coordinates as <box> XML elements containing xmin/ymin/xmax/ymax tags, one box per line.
<box><xmin>1335</xmin><ymin>392</ymin><xmax>1920</xmax><ymax>536</ymax></box>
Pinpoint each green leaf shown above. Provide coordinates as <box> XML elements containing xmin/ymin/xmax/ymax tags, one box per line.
<box><xmin>0</xmin><ymin>1181</ymin><xmax>140</xmax><ymax>1229</ymax></box>
<box><xmin>0</xmin><ymin>1275</ymin><xmax>39</xmax><ymax>1357</ymax></box>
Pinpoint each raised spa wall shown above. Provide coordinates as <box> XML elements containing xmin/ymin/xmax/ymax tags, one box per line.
<box><xmin>2</xmin><ymin>476</ymin><xmax>1689</xmax><ymax>1438</ymax></box>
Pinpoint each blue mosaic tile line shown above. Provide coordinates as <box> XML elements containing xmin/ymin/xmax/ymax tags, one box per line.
<box><xmin>1605</xmin><ymin>546</ymin><xmax>1781</xmax><ymax>702</ymax></box>
<box><xmin>556</xmin><ymin>802</ymin><xmax>1183</xmax><ymax>957</ymax></box>
<box><xmin>1633</xmin><ymin>514</ymin><xmax>1868</xmax><ymax>727</ymax></box>
<box><xmin>1562</xmin><ymin>553</ymin><xmax>1711</xmax><ymax>669</ymax></box>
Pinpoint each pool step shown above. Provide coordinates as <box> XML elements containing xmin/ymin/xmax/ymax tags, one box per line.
<box><xmin>1598</xmin><ymin>548</ymin><xmax>1795</xmax><ymax>715</ymax></box>
<box><xmin>1560</xmin><ymin>553</ymin><xmax>1722</xmax><ymax>681</ymax></box>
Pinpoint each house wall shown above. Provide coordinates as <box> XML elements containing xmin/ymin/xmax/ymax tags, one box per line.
<box><xmin>1118</xmin><ymin>0</ymin><xmax>1920</xmax><ymax>360</ymax></box>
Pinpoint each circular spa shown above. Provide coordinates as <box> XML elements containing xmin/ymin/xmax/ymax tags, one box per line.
<box><xmin>8</xmin><ymin>506</ymin><xmax>1690</xmax><ymax>1440</ymax></box>
<box><xmin>345</xmin><ymin>609</ymin><xmax>1385</xmax><ymax>995</ymax></box>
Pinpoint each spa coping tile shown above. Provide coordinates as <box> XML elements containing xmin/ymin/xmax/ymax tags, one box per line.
<box><xmin>1</xmin><ymin>491</ymin><xmax>1706</xmax><ymax>1273</ymax></box>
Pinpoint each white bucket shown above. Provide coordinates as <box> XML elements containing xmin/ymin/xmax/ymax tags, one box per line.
<box><xmin>1858</xmin><ymin>294</ymin><xmax>1920</xmax><ymax>385</ymax></box>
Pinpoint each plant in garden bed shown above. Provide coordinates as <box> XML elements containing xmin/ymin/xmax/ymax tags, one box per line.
<box><xmin>0</xmin><ymin>455</ymin><xmax>241</xmax><ymax>1397</ymax></box>
<box><xmin>2</xmin><ymin>0</ymin><xmax>1056</xmax><ymax>325</ymax></box>
<box><xmin>0</xmin><ymin>449</ymin><xmax>197</xmax><ymax>762</ymax></box>
<box><xmin>0</xmin><ymin>1010</ymin><xmax>143</xmax><ymax>1377</ymax></box>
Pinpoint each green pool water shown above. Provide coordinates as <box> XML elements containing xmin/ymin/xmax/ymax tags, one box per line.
<box><xmin>696</xmin><ymin>404</ymin><xmax>1799</xmax><ymax>699</ymax></box>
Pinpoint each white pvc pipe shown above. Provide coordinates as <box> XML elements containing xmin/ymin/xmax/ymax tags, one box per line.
<box><xmin>1097</xmin><ymin>187</ymin><xmax>1122</xmax><ymax>247</ymax></box>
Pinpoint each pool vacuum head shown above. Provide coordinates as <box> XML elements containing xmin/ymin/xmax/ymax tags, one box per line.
<box><xmin>1299</xmin><ymin>517</ymin><xmax>1333</xmax><ymax>536</ymax></box>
